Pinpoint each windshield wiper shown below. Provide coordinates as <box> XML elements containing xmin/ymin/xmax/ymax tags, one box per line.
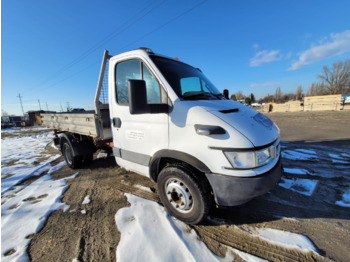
<box><xmin>182</xmin><ymin>92</ymin><xmax>217</xmax><ymax>100</ymax></box>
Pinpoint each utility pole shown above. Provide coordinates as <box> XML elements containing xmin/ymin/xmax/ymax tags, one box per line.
<box><xmin>17</xmin><ymin>93</ymin><xmax>25</xmax><ymax>116</ymax></box>
<box><xmin>38</xmin><ymin>100</ymin><xmax>42</xmax><ymax>111</ymax></box>
<box><xmin>46</xmin><ymin>102</ymin><xmax>49</xmax><ymax>111</ymax></box>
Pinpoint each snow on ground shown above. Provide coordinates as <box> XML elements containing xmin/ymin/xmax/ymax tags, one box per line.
<box><xmin>335</xmin><ymin>188</ymin><xmax>350</xmax><ymax>208</ymax></box>
<box><xmin>283</xmin><ymin>168</ymin><xmax>310</xmax><ymax>175</ymax></box>
<box><xmin>82</xmin><ymin>195</ymin><xmax>91</xmax><ymax>205</ymax></box>
<box><xmin>97</xmin><ymin>152</ymin><xmax>108</xmax><ymax>159</ymax></box>
<box><xmin>1</xmin><ymin>128</ymin><xmax>76</xmax><ymax>261</ymax></box>
<box><xmin>115</xmin><ymin>194</ymin><xmax>232</xmax><ymax>262</ymax></box>
<box><xmin>279</xmin><ymin>177</ymin><xmax>318</xmax><ymax>196</ymax></box>
<box><xmin>228</xmin><ymin>247</ymin><xmax>268</xmax><ymax>262</ymax></box>
<box><xmin>1</xmin><ymin>131</ymin><xmax>60</xmax><ymax>194</ymax></box>
<box><xmin>115</xmin><ymin>194</ymin><xmax>320</xmax><ymax>262</ymax></box>
<box><xmin>134</xmin><ymin>184</ymin><xmax>153</xmax><ymax>192</ymax></box>
<box><xmin>282</xmin><ymin>150</ymin><xmax>318</xmax><ymax>161</ymax></box>
<box><xmin>255</xmin><ymin>228</ymin><xmax>317</xmax><ymax>252</ymax></box>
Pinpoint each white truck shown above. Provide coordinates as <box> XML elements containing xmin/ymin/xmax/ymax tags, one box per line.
<box><xmin>42</xmin><ymin>48</ymin><xmax>283</xmax><ymax>224</ymax></box>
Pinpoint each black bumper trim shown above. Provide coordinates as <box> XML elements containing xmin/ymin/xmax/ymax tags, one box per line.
<box><xmin>205</xmin><ymin>158</ymin><xmax>283</xmax><ymax>206</ymax></box>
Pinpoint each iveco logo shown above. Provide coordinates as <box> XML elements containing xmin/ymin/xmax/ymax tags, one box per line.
<box><xmin>253</xmin><ymin>113</ymin><xmax>273</xmax><ymax>129</ymax></box>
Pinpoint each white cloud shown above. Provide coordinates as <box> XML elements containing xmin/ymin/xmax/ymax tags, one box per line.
<box><xmin>250</xmin><ymin>50</ymin><xmax>281</xmax><ymax>67</ymax></box>
<box><xmin>250</xmin><ymin>82</ymin><xmax>281</xmax><ymax>88</ymax></box>
<box><xmin>289</xmin><ymin>30</ymin><xmax>350</xmax><ymax>71</ymax></box>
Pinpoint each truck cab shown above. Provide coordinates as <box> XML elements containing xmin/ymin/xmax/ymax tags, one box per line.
<box><xmin>107</xmin><ymin>48</ymin><xmax>282</xmax><ymax>224</ymax></box>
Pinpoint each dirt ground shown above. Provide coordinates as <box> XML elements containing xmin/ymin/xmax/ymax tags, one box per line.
<box><xmin>27</xmin><ymin>110</ymin><xmax>350</xmax><ymax>262</ymax></box>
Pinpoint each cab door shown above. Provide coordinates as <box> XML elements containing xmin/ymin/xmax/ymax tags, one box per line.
<box><xmin>109</xmin><ymin>58</ymin><xmax>168</xmax><ymax>176</ymax></box>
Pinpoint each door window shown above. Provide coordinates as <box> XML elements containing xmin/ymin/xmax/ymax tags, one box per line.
<box><xmin>115</xmin><ymin>60</ymin><xmax>161</xmax><ymax>105</ymax></box>
<box><xmin>142</xmin><ymin>64</ymin><xmax>161</xmax><ymax>104</ymax></box>
<box><xmin>116</xmin><ymin>60</ymin><xmax>141</xmax><ymax>104</ymax></box>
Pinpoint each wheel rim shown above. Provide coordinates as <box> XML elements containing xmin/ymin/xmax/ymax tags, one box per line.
<box><xmin>64</xmin><ymin>144</ymin><xmax>73</xmax><ymax>165</ymax></box>
<box><xmin>165</xmin><ymin>178</ymin><xmax>193</xmax><ymax>213</ymax></box>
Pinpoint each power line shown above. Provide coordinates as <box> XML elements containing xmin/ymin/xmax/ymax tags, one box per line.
<box><xmin>32</xmin><ymin>1</ymin><xmax>207</xmax><ymax>92</ymax></box>
<box><xmin>117</xmin><ymin>0</ymin><xmax>208</xmax><ymax>53</ymax></box>
<box><xmin>34</xmin><ymin>0</ymin><xmax>166</xmax><ymax>90</ymax></box>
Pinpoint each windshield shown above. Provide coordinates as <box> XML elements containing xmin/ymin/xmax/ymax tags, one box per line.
<box><xmin>150</xmin><ymin>55</ymin><xmax>224</xmax><ymax>100</ymax></box>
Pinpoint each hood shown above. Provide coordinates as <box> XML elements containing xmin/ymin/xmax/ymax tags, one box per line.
<box><xmin>193</xmin><ymin>100</ymin><xmax>279</xmax><ymax>147</ymax></box>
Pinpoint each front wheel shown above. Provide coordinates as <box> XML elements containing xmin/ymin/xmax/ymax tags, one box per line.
<box><xmin>157</xmin><ymin>164</ymin><xmax>211</xmax><ymax>224</ymax></box>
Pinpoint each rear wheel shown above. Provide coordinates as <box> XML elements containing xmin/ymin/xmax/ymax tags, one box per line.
<box><xmin>157</xmin><ymin>164</ymin><xmax>211</xmax><ymax>224</ymax></box>
<box><xmin>62</xmin><ymin>142</ymin><xmax>82</xmax><ymax>169</ymax></box>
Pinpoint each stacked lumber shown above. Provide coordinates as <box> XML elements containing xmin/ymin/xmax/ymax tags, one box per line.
<box><xmin>304</xmin><ymin>94</ymin><xmax>342</xmax><ymax>111</ymax></box>
<box><xmin>263</xmin><ymin>102</ymin><xmax>303</xmax><ymax>112</ymax></box>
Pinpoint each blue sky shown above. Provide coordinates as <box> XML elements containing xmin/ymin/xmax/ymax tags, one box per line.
<box><xmin>2</xmin><ymin>0</ymin><xmax>350</xmax><ymax>115</ymax></box>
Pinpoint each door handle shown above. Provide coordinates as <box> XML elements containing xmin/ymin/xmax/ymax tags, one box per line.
<box><xmin>113</xmin><ymin>117</ymin><xmax>122</xmax><ymax>128</ymax></box>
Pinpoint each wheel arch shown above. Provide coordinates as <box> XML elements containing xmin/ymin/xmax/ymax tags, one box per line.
<box><xmin>149</xmin><ymin>150</ymin><xmax>212</xmax><ymax>182</ymax></box>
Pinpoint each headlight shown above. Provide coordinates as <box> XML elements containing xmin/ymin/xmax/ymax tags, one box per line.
<box><xmin>223</xmin><ymin>151</ymin><xmax>256</xmax><ymax>169</ymax></box>
<box><xmin>224</xmin><ymin>142</ymin><xmax>279</xmax><ymax>169</ymax></box>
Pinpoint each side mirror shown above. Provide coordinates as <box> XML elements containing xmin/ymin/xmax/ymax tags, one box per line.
<box><xmin>128</xmin><ymin>80</ymin><xmax>169</xmax><ymax>115</ymax></box>
<box><xmin>128</xmin><ymin>80</ymin><xmax>148</xmax><ymax>114</ymax></box>
<box><xmin>223</xmin><ymin>89</ymin><xmax>229</xmax><ymax>99</ymax></box>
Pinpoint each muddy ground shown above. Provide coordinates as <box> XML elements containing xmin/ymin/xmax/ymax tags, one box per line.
<box><xmin>25</xmin><ymin>110</ymin><xmax>350</xmax><ymax>261</ymax></box>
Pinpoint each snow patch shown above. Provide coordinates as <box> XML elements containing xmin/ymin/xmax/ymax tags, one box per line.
<box><xmin>1</xmin><ymin>168</ymin><xmax>77</xmax><ymax>262</ymax></box>
<box><xmin>282</xmin><ymin>150</ymin><xmax>318</xmax><ymax>161</ymax></box>
<box><xmin>279</xmin><ymin>178</ymin><xmax>318</xmax><ymax>196</ymax></box>
<box><xmin>1</xmin><ymin>131</ymin><xmax>61</xmax><ymax>194</ymax></box>
<box><xmin>335</xmin><ymin>188</ymin><xmax>350</xmax><ymax>208</ymax></box>
<box><xmin>255</xmin><ymin>228</ymin><xmax>317</xmax><ymax>252</ymax></box>
<box><xmin>1</xmin><ymin>129</ymin><xmax>77</xmax><ymax>262</ymax></box>
<box><xmin>97</xmin><ymin>152</ymin><xmax>108</xmax><ymax>159</ymax></box>
<box><xmin>294</xmin><ymin>149</ymin><xmax>317</xmax><ymax>155</ymax></box>
<box><xmin>82</xmin><ymin>195</ymin><xmax>91</xmax><ymax>205</ymax></box>
<box><xmin>228</xmin><ymin>247</ymin><xmax>268</xmax><ymax>262</ymax></box>
<box><xmin>115</xmin><ymin>194</ymin><xmax>226</xmax><ymax>262</ymax></box>
<box><xmin>284</xmin><ymin>168</ymin><xmax>310</xmax><ymax>175</ymax></box>
<box><xmin>134</xmin><ymin>184</ymin><xmax>153</xmax><ymax>193</ymax></box>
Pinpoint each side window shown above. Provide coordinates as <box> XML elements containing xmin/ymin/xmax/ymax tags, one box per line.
<box><xmin>142</xmin><ymin>64</ymin><xmax>161</xmax><ymax>104</ymax></box>
<box><xmin>116</xmin><ymin>60</ymin><xmax>141</xmax><ymax>104</ymax></box>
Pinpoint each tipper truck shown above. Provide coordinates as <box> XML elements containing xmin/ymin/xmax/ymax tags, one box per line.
<box><xmin>42</xmin><ymin>48</ymin><xmax>283</xmax><ymax>224</ymax></box>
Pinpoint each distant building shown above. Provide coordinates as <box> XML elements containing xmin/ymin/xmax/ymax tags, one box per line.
<box><xmin>28</xmin><ymin>110</ymin><xmax>56</xmax><ymax>126</ymax></box>
<box><xmin>1</xmin><ymin>116</ymin><xmax>24</xmax><ymax>127</ymax></box>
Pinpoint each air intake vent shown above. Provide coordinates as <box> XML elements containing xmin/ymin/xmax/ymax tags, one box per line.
<box><xmin>219</xmin><ymin>108</ymin><xmax>239</xmax><ymax>114</ymax></box>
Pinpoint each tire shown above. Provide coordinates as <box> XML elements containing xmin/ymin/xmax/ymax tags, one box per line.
<box><xmin>157</xmin><ymin>164</ymin><xmax>212</xmax><ymax>224</ymax></box>
<box><xmin>62</xmin><ymin>142</ymin><xmax>82</xmax><ymax>169</ymax></box>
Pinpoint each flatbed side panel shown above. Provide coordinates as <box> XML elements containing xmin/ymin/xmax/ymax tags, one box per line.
<box><xmin>41</xmin><ymin>113</ymin><xmax>98</xmax><ymax>137</ymax></box>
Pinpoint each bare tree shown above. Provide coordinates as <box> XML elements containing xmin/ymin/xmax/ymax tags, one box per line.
<box><xmin>1</xmin><ymin>110</ymin><xmax>9</xmax><ymax>117</ymax></box>
<box><xmin>306</xmin><ymin>82</ymin><xmax>328</xmax><ymax>96</ymax></box>
<box><xmin>235</xmin><ymin>91</ymin><xmax>245</xmax><ymax>100</ymax></box>
<box><xmin>230</xmin><ymin>94</ymin><xmax>237</xmax><ymax>101</ymax></box>
<box><xmin>317</xmin><ymin>59</ymin><xmax>350</xmax><ymax>94</ymax></box>
<box><xmin>296</xmin><ymin>85</ymin><xmax>303</xmax><ymax>100</ymax></box>
<box><xmin>275</xmin><ymin>87</ymin><xmax>282</xmax><ymax>103</ymax></box>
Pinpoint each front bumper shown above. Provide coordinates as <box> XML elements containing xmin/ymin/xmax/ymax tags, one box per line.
<box><xmin>205</xmin><ymin>157</ymin><xmax>283</xmax><ymax>206</ymax></box>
